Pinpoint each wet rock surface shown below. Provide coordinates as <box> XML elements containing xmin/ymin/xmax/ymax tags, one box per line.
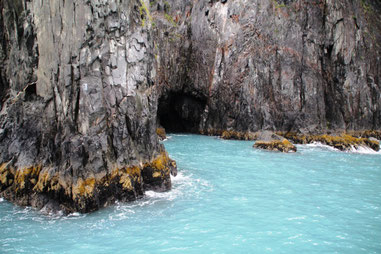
<box><xmin>253</xmin><ymin>131</ymin><xmax>297</xmax><ymax>153</ymax></box>
<box><xmin>278</xmin><ymin>132</ymin><xmax>380</xmax><ymax>152</ymax></box>
<box><xmin>1</xmin><ymin>0</ymin><xmax>380</xmax><ymax>212</ymax></box>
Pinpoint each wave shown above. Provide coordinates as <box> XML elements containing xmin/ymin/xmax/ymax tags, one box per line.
<box><xmin>301</xmin><ymin>142</ymin><xmax>381</xmax><ymax>155</ymax></box>
<box><xmin>109</xmin><ymin>170</ymin><xmax>211</xmax><ymax>220</ymax></box>
<box><xmin>169</xmin><ymin>134</ymin><xmax>188</xmax><ymax>137</ymax></box>
<box><xmin>144</xmin><ymin>171</ymin><xmax>200</xmax><ymax>202</ymax></box>
<box><xmin>302</xmin><ymin>142</ymin><xmax>339</xmax><ymax>151</ymax></box>
<box><xmin>348</xmin><ymin>145</ymin><xmax>381</xmax><ymax>155</ymax></box>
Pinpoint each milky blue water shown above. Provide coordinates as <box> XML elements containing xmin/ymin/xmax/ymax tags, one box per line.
<box><xmin>1</xmin><ymin>134</ymin><xmax>381</xmax><ymax>253</ymax></box>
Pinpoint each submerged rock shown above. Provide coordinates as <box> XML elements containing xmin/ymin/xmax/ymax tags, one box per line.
<box><xmin>253</xmin><ymin>131</ymin><xmax>297</xmax><ymax>153</ymax></box>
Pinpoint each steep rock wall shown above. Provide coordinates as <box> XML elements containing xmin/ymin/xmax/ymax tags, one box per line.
<box><xmin>0</xmin><ymin>0</ymin><xmax>174</xmax><ymax>213</ymax></box>
<box><xmin>155</xmin><ymin>0</ymin><xmax>381</xmax><ymax>133</ymax></box>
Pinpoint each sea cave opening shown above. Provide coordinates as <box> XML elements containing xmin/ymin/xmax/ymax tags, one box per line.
<box><xmin>157</xmin><ymin>92</ymin><xmax>207</xmax><ymax>133</ymax></box>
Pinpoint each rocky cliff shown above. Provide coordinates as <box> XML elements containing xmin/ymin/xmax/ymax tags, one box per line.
<box><xmin>0</xmin><ymin>0</ymin><xmax>176</xmax><ymax>213</ymax></box>
<box><xmin>1</xmin><ymin>0</ymin><xmax>380</xmax><ymax>212</ymax></box>
<box><xmin>156</xmin><ymin>0</ymin><xmax>381</xmax><ymax>134</ymax></box>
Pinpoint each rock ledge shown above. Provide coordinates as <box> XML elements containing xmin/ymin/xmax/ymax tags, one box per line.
<box><xmin>253</xmin><ymin>131</ymin><xmax>297</xmax><ymax>153</ymax></box>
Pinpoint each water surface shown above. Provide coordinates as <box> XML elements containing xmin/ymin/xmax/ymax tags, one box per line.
<box><xmin>1</xmin><ymin>134</ymin><xmax>381</xmax><ymax>253</ymax></box>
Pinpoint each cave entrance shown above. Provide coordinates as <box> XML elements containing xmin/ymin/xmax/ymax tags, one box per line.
<box><xmin>157</xmin><ymin>92</ymin><xmax>207</xmax><ymax>133</ymax></box>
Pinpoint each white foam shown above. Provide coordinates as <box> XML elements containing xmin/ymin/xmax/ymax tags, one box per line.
<box><xmin>68</xmin><ymin>212</ymin><xmax>81</xmax><ymax>217</ymax></box>
<box><xmin>0</xmin><ymin>197</ymin><xmax>3</xmax><ymax>202</ymax></box>
<box><xmin>110</xmin><ymin>171</ymin><xmax>211</xmax><ymax>220</ymax></box>
<box><xmin>171</xmin><ymin>171</ymin><xmax>193</xmax><ymax>184</ymax></box>
<box><xmin>144</xmin><ymin>171</ymin><xmax>197</xmax><ymax>202</ymax></box>
<box><xmin>348</xmin><ymin>145</ymin><xmax>381</xmax><ymax>155</ymax></box>
<box><xmin>287</xmin><ymin>216</ymin><xmax>306</xmax><ymax>221</ymax></box>
<box><xmin>162</xmin><ymin>135</ymin><xmax>173</xmax><ymax>141</ymax></box>
<box><xmin>145</xmin><ymin>190</ymin><xmax>177</xmax><ymax>201</ymax></box>
<box><xmin>304</xmin><ymin>142</ymin><xmax>339</xmax><ymax>151</ymax></box>
<box><xmin>303</xmin><ymin>142</ymin><xmax>381</xmax><ymax>154</ymax></box>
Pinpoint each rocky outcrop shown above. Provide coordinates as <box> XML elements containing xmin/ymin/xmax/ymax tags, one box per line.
<box><xmin>0</xmin><ymin>0</ymin><xmax>176</xmax><ymax>213</ymax></box>
<box><xmin>253</xmin><ymin>131</ymin><xmax>297</xmax><ymax>153</ymax></box>
<box><xmin>1</xmin><ymin>0</ymin><xmax>380</xmax><ymax>212</ymax></box>
<box><xmin>278</xmin><ymin>132</ymin><xmax>380</xmax><ymax>152</ymax></box>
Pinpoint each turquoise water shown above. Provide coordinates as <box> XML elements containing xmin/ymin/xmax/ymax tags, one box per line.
<box><xmin>1</xmin><ymin>134</ymin><xmax>381</xmax><ymax>253</ymax></box>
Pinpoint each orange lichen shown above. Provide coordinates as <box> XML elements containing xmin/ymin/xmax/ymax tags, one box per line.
<box><xmin>152</xmin><ymin>172</ymin><xmax>162</xmax><ymax>178</ymax></box>
<box><xmin>254</xmin><ymin>139</ymin><xmax>297</xmax><ymax>153</ymax></box>
<box><xmin>156</xmin><ymin>127</ymin><xmax>167</xmax><ymax>140</ymax></box>
<box><xmin>0</xmin><ymin>163</ymin><xmax>11</xmax><ymax>185</ymax></box>
<box><xmin>1</xmin><ymin>151</ymin><xmax>176</xmax><ymax>208</ymax></box>
<box><xmin>119</xmin><ymin>174</ymin><xmax>133</xmax><ymax>190</ymax></box>
<box><xmin>33</xmin><ymin>170</ymin><xmax>50</xmax><ymax>192</ymax></box>
<box><xmin>126</xmin><ymin>166</ymin><xmax>142</xmax><ymax>178</ymax></box>
<box><xmin>149</xmin><ymin>152</ymin><xmax>169</xmax><ymax>171</ymax></box>
<box><xmin>221</xmin><ymin>130</ymin><xmax>257</xmax><ymax>140</ymax></box>
<box><xmin>118</xmin><ymin>166</ymin><xmax>142</xmax><ymax>190</ymax></box>
<box><xmin>14</xmin><ymin>165</ymin><xmax>41</xmax><ymax>191</ymax></box>
<box><xmin>277</xmin><ymin>132</ymin><xmax>380</xmax><ymax>151</ymax></box>
<box><xmin>72</xmin><ymin>178</ymin><xmax>96</xmax><ymax>198</ymax></box>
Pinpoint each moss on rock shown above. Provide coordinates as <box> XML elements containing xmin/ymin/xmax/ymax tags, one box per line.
<box><xmin>277</xmin><ymin>132</ymin><xmax>380</xmax><ymax>152</ymax></box>
<box><xmin>253</xmin><ymin>131</ymin><xmax>297</xmax><ymax>153</ymax></box>
<box><xmin>0</xmin><ymin>151</ymin><xmax>177</xmax><ymax>213</ymax></box>
<box><xmin>156</xmin><ymin>127</ymin><xmax>167</xmax><ymax>140</ymax></box>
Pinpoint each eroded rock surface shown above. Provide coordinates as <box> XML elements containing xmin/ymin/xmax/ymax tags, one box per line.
<box><xmin>0</xmin><ymin>0</ymin><xmax>175</xmax><ymax>213</ymax></box>
<box><xmin>1</xmin><ymin>0</ymin><xmax>380</xmax><ymax>212</ymax></box>
<box><xmin>155</xmin><ymin>0</ymin><xmax>381</xmax><ymax>134</ymax></box>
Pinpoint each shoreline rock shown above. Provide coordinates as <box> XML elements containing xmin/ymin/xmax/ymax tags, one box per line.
<box><xmin>0</xmin><ymin>152</ymin><xmax>177</xmax><ymax>214</ymax></box>
<box><xmin>277</xmin><ymin>132</ymin><xmax>380</xmax><ymax>152</ymax></box>
<box><xmin>202</xmin><ymin>129</ymin><xmax>380</xmax><ymax>152</ymax></box>
<box><xmin>253</xmin><ymin>131</ymin><xmax>297</xmax><ymax>153</ymax></box>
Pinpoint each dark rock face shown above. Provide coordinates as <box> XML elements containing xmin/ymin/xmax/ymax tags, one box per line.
<box><xmin>1</xmin><ymin>0</ymin><xmax>380</xmax><ymax>212</ymax></box>
<box><xmin>0</xmin><ymin>0</ymin><xmax>175</xmax><ymax>213</ymax></box>
<box><xmin>156</xmin><ymin>0</ymin><xmax>381</xmax><ymax>134</ymax></box>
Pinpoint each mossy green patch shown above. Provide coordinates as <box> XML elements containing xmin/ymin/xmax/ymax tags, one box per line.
<box><xmin>139</xmin><ymin>0</ymin><xmax>153</xmax><ymax>27</ymax></box>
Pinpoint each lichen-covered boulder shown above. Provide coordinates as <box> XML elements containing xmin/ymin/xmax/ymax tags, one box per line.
<box><xmin>253</xmin><ymin>131</ymin><xmax>297</xmax><ymax>153</ymax></box>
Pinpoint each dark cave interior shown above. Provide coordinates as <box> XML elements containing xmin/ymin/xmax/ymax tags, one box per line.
<box><xmin>157</xmin><ymin>92</ymin><xmax>206</xmax><ymax>133</ymax></box>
